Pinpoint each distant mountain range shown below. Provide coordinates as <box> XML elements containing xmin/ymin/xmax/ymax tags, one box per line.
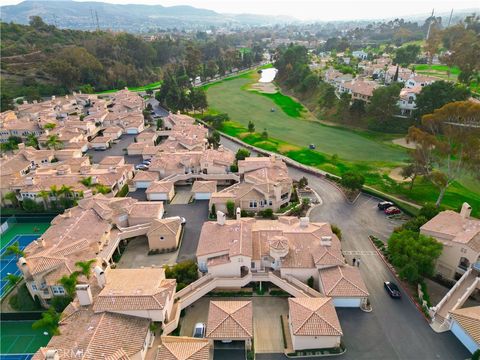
<box><xmin>0</xmin><ymin>0</ymin><xmax>296</xmax><ymax>31</ymax></box>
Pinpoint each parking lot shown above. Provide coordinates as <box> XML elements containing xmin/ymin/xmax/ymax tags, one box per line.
<box><xmin>87</xmin><ymin>134</ymin><xmax>142</xmax><ymax>164</ymax></box>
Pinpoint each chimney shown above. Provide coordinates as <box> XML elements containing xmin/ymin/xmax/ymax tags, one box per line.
<box><xmin>460</xmin><ymin>203</ymin><xmax>472</xmax><ymax>219</ymax></box>
<box><xmin>299</xmin><ymin>217</ymin><xmax>309</xmax><ymax>228</ymax></box>
<box><xmin>321</xmin><ymin>236</ymin><xmax>332</xmax><ymax>247</ymax></box>
<box><xmin>217</xmin><ymin>211</ymin><xmax>226</xmax><ymax>226</ymax></box>
<box><xmin>45</xmin><ymin>350</ymin><xmax>60</xmax><ymax>360</ymax></box>
<box><xmin>76</xmin><ymin>284</ymin><xmax>93</xmax><ymax>306</ymax></box>
<box><xmin>51</xmin><ymin>96</ymin><xmax>56</xmax><ymax>101</ymax></box>
<box><xmin>25</xmin><ymin>177</ymin><xmax>35</xmax><ymax>185</ymax></box>
<box><xmin>17</xmin><ymin>143</ymin><xmax>25</xmax><ymax>150</ymax></box>
<box><xmin>236</xmin><ymin>207</ymin><xmax>241</xmax><ymax>220</ymax></box>
<box><xmin>94</xmin><ymin>266</ymin><xmax>106</xmax><ymax>288</ymax></box>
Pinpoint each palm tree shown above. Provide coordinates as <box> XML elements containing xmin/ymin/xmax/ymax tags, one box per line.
<box><xmin>75</xmin><ymin>259</ymin><xmax>96</xmax><ymax>279</ymax></box>
<box><xmin>37</xmin><ymin>190</ymin><xmax>50</xmax><ymax>210</ymax></box>
<box><xmin>32</xmin><ymin>307</ymin><xmax>61</xmax><ymax>336</ymax></box>
<box><xmin>59</xmin><ymin>185</ymin><xmax>74</xmax><ymax>199</ymax></box>
<box><xmin>25</xmin><ymin>133</ymin><xmax>39</xmax><ymax>149</ymax></box>
<box><xmin>3</xmin><ymin>191</ymin><xmax>19</xmax><ymax>208</ymax></box>
<box><xmin>49</xmin><ymin>185</ymin><xmax>59</xmax><ymax>199</ymax></box>
<box><xmin>4</xmin><ymin>273</ymin><xmax>21</xmax><ymax>288</ymax></box>
<box><xmin>46</xmin><ymin>135</ymin><xmax>63</xmax><ymax>150</ymax></box>
<box><xmin>5</xmin><ymin>241</ymin><xmax>25</xmax><ymax>259</ymax></box>
<box><xmin>80</xmin><ymin>176</ymin><xmax>93</xmax><ymax>187</ymax></box>
<box><xmin>59</xmin><ymin>273</ymin><xmax>78</xmax><ymax>299</ymax></box>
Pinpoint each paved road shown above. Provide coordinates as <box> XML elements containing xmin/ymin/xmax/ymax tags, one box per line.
<box><xmin>219</xmin><ymin>136</ymin><xmax>469</xmax><ymax>360</ymax></box>
<box><xmin>146</xmin><ymin>98</ymin><xmax>169</xmax><ymax>117</ymax></box>
<box><xmin>87</xmin><ymin>134</ymin><xmax>141</xmax><ymax>164</ymax></box>
<box><xmin>164</xmin><ymin>201</ymin><xmax>209</xmax><ymax>262</ymax></box>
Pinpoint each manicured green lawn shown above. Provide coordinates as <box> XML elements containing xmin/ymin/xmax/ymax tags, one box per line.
<box><xmin>207</xmin><ymin>74</ymin><xmax>407</xmax><ymax>163</ymax></box>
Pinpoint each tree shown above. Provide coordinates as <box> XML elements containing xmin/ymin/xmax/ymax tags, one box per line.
<box><xmin>388</xmin><ymin>230</ymin><xmax>442</xmax><ymax>284</ymax></box>
<box><xmin>75</xmin><ymin>259</ymin><xmax>96</xmax><ymax>279</ymax></box>
<box><xmin>37</xmin><ymin>190</ymin><xmax>50</xmax><ymax>210</ymax></box>
<box><xmin>45</xmin><ymin>135</ymin><xmax>63</xmax><ymax>150</ymax></box>
<box><xmin>43</xmin><ymin>123</ymin><xmax>56</xmax><ymax>130</ymax></box>
<box><xmin>340</xmin><ymin>171</ymin><xmax>365</xmax><ymax>191</ymax></box>
<box><xmin>298</xmin><ymin>176</ymin><xmax>308</xmax><ymax>189</ymax></box>
<box><xmin>207</xmin><ymin>131</ymin><xmax>220</xmax><ymax>149</ymax></box>
<box><xmin>156</xmin><ymin>118</ymin><xmax>163</xmax><ymax>130</ymax></box>
<box><xmin>1</xmin><ymin>93</ymin><xmax>14</xmax><ymax>112</ymax></box>
<box><xmin>3</xmin><ymin>191</ymin><xmax>19</xmax><ymax>208</ymax></box>
<box><xmin>25</xmin><ymin>134</ymin><xmax>39</xmax><ymax>149</ymax></box>
<box><xmin>1</xmin><ymin>136</ymin><xmax>22</xmax><ymax>151</ymax></box>
<box><xmin>4</xmin><ymin>273</ymin><xmax>21</xmax><ymax>288</ymax></box>
<box><xmin>164</xmin><ymin>260</ymin><xmax>198</xmax><ymax>291</ymax></box>
<box><xmin>319</xmin><ymin>83</ymin><xmax>337</xmax><ymax>109</ymax></box>
<box><xmin>424</xmin><ymin>26</ymin><xmax>442</xmax><ymax>64</ymax></box>
<box><xmin>190</xmin><ymin>87</ymin><xmax>208</xmax><ymax>113</ymax></box>
<box><xmin>408</xmin><ymin>101</ymin><xmax>480</xmax><ymax>206</ymax></box>
<box><xmin>367</xmin><ymin>83</ymin><xmax>402</xmax><ymax>132</ymax></box>
<box><xmin>226</xmin><ymin>200</ymin><xmax>235</xmax><ymax>218</ymax></box>
<box><xmin>32</xmin><ymin>307</ymin><xmax>61</xmax><ymax>336</ymax></box>
<box><xmin>413</xmin><ymin>81</ymin><xmax>470</xmax><ymax>121</ymax></box>
<box><xmin>261</xmin><ymin>129</ymin><xmax>268</xmax><ymax>139</ymax></box>
<box><xmin>235</xmin><ymin>148</ymin><xmax>250</xmax><ymax>161</ymax></box>
<box><xmin>248</xmin><ymin>121</ymin><xmax>255</xmax><ymax>133</ymax></box>
<box><xmin>394</xmin><ymin>44</ymin><xmax>420</xmax><ymax>66</ymax></box>
<box><xmin>5</xmin><ymin>241</ymin><xmax>25</xmax><ymax>259</ymax></box>
<box><xmin>59</xmin><ymin>273</ymin><xmax>79</xmax><ymax>299</ymax></box>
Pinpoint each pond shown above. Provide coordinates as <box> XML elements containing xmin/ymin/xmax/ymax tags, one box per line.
<box><xmin>259</xmin><ymin>68</ymin><xmax>278</xmax><ymax>83</ymax></box>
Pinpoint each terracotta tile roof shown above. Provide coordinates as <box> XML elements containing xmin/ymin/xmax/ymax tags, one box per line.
<box><xmin>146</xmin><ymin>180</ymin><xmax>174</xmax><ymax>194</ymax></box>
<box><xmin>319</xmin><ymin>265</ymin><xmax>369</xmax><ymax>297</ymax></box>
<box><xmin>147</xmin><ymin>217</ymin><xmax>182</xmax><ymax>238</ymax></box>
<box><xmin>421</xmin><ymin>210</ymin><xmax>480</xmax><ymax>251</ymax></box>
<box><xmin>288</xmin><ymin>297</ymin><xmax>343</xmax><ymax>336</ymax></box>
<box><xmin>33</xmin><ymin>309</ymin><xmax>150</xmax><ymax>360</ymax></box>
<box><xmin>192</xmin><ymin>181</ymin><xmax>217</xmax><ymax>193</ymax></box>
<box><xmin>134</xmin><ymin>171</ymin><xmax>160</xmax><ymax>182</ymax></box>
<box><xmin>93</xmin><ymin>268</ymin><xmax>176</xmax><ymax>312</ymax></box>
<box><xmin>156</xmin><ymin>336</ymin><xmax>211</xmax><ymax>360</ymax></box>
<box><xmin>450</xmin><ymin>306</ymin><xmax>480</xmax><ymax>344</ymax></box>
<box><xmin>206</xmin><ymin>301</ymin><xmax>253</xmax><ymax>339</ymax></box>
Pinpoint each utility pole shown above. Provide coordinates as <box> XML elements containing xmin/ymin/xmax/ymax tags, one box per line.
<box><xmin>95</xmin><ymin>10</ymin><xmax>100</xmax><ymax>31</ymax></box>
<box><xmin>90</xmin><ymin>8</ymin><xmax>96</xmax><ymax>30</ymax></box>
<box><xmin>426</xmin><ymin>8</ymin><xmax>435</xmax><ymax>40</ymax></box>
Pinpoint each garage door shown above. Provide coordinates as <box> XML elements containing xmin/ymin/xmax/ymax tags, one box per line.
<box><xmin>214</xmin><ymin>341</ymin><xmax>246</xmax><ymax>360</ymax></box>
<box><xmin>333</xmin><ymin>298</ymin><xmax>361</xmax><ymax>307</ymax></box>
<box><xmin>136</xmin><ymin>181</ymin><xmax>151</xmax><ymax>189</ymax></box>
<box><xmin>147</xmin><ymin>193</ymin><xmax>167</xmax><ymax>201</ymax></box>
<box><xmin>195</xmin><ymin>192</ymin><xmax>211</xmax><ymax>200</ymax></box>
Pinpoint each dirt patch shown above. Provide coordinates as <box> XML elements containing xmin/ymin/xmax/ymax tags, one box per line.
<box><xmin>278</xmin><ymin>143</ymin><xmax>300</xmax><ymax>153</ymax></box>
<box><xmin>392</xmin><ymin>137</ymin><xmax>416</xmax><ymax>149</ymax></box>
<box><xmin>249</xmin><ymin>82</ymin><xmax>278</xmax><ymax>94</ymax></box>
<box><xmin>389</xmin><ymin>167</ymin><xmax>409</xmax><ymax>182</ymax></box>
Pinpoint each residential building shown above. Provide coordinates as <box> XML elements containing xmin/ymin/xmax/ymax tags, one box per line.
<box><xmin>405</xmin><ymin>75</ymin><xmax>437</xmax><ymax>89</ymax></box>
<box><xmin>146</xmin><ymin>217</ymin><xmax>183</xmax><ymax>252</ymax></box>
<box><xmin>449</xmin><ymin>306</ymin><xmax>480</xmax><ymax>354</ymax></box>
<box><xmin>341</xmin><ymin>79</ymin><xmax>379</xmax><ymax>103</ymax></box>
<box><xmin>210</xmin><ymin>156</ymin><xmax>292</xmax><ymax>213</ymax></box>
<box><xmin>146</xmin><ymin>180</ymin><xmax>175</xmax><ymax>201</ymax></box>
<box><xmin>192</xmin><ymin>181</ymin><xmax>217</xmax><ymax>200</ymax></box>
<box><xmin>0</xmin><ymin>110</ymin><xmax>43</xmax><ymax>143</ymax></box>
<box><xmin>398</xmin><ymin>85</ymin><xmax>423</xmax><ymax>116</ymax></box>
<box><xmin>156</xmin><ymin>336</ymin><xmax>213</xmax><ymax>360</ymax></box>
<box><xmin>352</xmin><ymin>50</ymin><xmax>368</xmax><ymax>60</ymax></box>
<box><xmin>288</xmin><ymin>297</ymin><xmax>342</xmax><ymax>350</ymax></box>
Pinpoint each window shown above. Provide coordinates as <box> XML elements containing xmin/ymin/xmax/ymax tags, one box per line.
<box><xmin>251</xmin><ymin>262</ymin><xmax>255</xmax><ymax>269</ymax></box>
<box><xmin>269</xmin><ymin>200</ymin><xmax>273</xmax><ymax>206</ymax></box>
<box><xmin>31</xmin><ymin>283</ymin><xmax>38</xmax><ymax>291</ymax></box>
<box><xmin>52</xmin><ymin>286</ymin><xmax>65</xmax><ymax>295</ymax></box>
<box><xmin>249</xmin><ymin>201</ymin><xmax>257</xmax><ymax>208</ymax></box>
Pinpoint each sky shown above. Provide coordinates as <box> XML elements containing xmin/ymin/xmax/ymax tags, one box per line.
<box><xmin>2</xmin><ymin>0</ymin><xmax>479</xmax><ymax>21</ymax></box>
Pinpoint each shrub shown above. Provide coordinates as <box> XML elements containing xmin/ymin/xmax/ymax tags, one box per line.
<box><xmin>9</xmin><ymin>284</ymin><xmax>43</xmax><ymax>311</ymax></box>
<box><xmin>115</xmin><ymin>184</ymin><xmax>129</xmax><ymax>197</ymax></box>
<box><xmin>340</xmin><ymin>171</ymin><xmax>365</xmax><ymax>191</ymax></box>
<box><xmin>259</xmin><ymin>208</ymin><xmax>274</xmax><ymax>219</ymax></box>
<box><xmin>226</xmin><ymin>200</ymin><xmax>235</xmax><ymax>218</ymax></box>
<box><xmin>51</xmin><ymin>296</ymin><xmax>73</xmax><ymax>313</ymax></box>
<box><xmin>307</xmin><ymin>276</ymin><xmax>314</xmax><ymax>288</ymax></box>
<box><xmin>331</xmin><ymin>224</ymin><xmax>342</xmax><ymax>240</ymax></box>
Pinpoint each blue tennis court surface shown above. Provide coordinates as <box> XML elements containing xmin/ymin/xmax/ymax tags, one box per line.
<box><xmin>0</xmin><ymin>234</ymin><xmax>40</xmax><ymax>298</ymax></box>
<box><xmin>0</xmin><ymin>355</ymin><xmax>32</xmax><ymax>360</ymax></box>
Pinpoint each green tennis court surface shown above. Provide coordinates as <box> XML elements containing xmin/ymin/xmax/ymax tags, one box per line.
<box><xmin>0</xmin><ymin>321</ymin><xmax>51</xmax><ymax>354</ymax></box>
<box><xmin>1</xmin><ymin>223</ymin><xmax>50</xmax><ymax>249</ymax></box>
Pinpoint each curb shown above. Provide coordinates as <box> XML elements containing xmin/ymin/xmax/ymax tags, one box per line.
<box><xmin>367</xmin><ymin>236</ymin><xmax>431</xmax><ymax>324</ymax></box>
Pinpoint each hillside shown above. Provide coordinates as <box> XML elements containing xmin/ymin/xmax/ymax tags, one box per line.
<box><xmin>0</xmin><ymin>1</ymin><xmax>294</xmax><ymax>32</ymax></box>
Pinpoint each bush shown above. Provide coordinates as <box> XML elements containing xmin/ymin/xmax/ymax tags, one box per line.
<box><xmin>115</xmin><ymin>184</ymin><xmax>129</xmax><ymax>197</ymax></box>
<box><xmin>241</xmin><ymin>210</ymin><xmax>255</xmax><ymax>217</ymax></box>
<box><xmin>164</xmin><ymin>260</ymin><xmax>198</xmax><ymax>292</ymax></box>
<box><xmin>226</xmin><ymin>200</ymin><xmax>235</xmax><ymax>218</ymax></box>
<box><xmin>307</xmin><ymin>276</ymin><xmax>314</xmax><ymax>288</ymax></box>
<box><xmin>331</xmin><ymin>224</ymin><xmax>342</xmax><ymax>240</ymax></box>
<box><xmin>340</xmin><ymin>171</ymin><xmax>365</xmax><ymax>191</ymax></box>
<box><xmin>259</xmin><ymin>208</ymin><xmax>274</xmax><ymax>219</ymax></box>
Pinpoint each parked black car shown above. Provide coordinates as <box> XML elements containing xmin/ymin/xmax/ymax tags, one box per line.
<box><xmin>378</xmin><ymin>201</ymin><xmax>394</xmax><ymax>210</ymax></box>
<box><xmin>384</xmin><ymin>281</ymin><xmax>401</xmax><ymax>298</ymax></box>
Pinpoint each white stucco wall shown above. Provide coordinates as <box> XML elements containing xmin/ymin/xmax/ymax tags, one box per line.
<box><xmin>451</xmin><ymin>321</ymin><xmax>480</xmax><ymax>354</ymax></box>
<box><xmin>105</xmin><ymin>309</ymin><xmax>166</xmax><ymax>322</ymax></box>
<box><xmin>280</xmin><ymin>268</ymin><xmax>318</xmax><ymax>287</ymax></box>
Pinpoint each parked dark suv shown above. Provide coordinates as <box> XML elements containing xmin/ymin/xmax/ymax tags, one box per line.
<box><xmin>384</xmin><ymin>281</ymin><xmax>401</xmax><ymax>298</ymax></box>
<box><xmin>378</xmin><ymin>201</ymin><xmax>394</xmax><ymax>210</ymax></box>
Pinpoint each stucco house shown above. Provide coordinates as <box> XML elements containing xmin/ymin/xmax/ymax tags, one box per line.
<box><xmin>147</xmin><ymin>217</ymin><xmax>183</xmax><ymax>252</ymax></box>
<box><xmin>93</xmin><ymin>267</ymin><xmax>176</xmax><ymax>322</ymax></box>
<box><xmin>133</xmin><ymin>171</ymin><xmax>160</xmax><ymax>190</ymax></box>
<box><xmin>103</xmin><ymin>126</ymin><xmax>123</xmax><ymax>140</ymax></box>
<box><xmin>146</xmin><ymin>180</ymin><xmax>175</xmax><ymax>201</ymax></box>
<box><xmin>206</xmin><ymin>301</ymin><xmax>253</xmax><ymax>349</ymax></box>
<box><xmin>192</xmin><ymin>181</ymin><xmax>217</xmax><ymax>200</ymax></box>
<box><xmin>210</xmin><ymin>156</ymin><xmax>292</xmax><ymax>213</ymax></box>
<box><xmin>420</xmin><ymin>203</ymin><xmax>480</xmax><ymax>281</ymax></box>
<box><xmin>288</xmin><ymin>297</ymin><xmax>343</xmax><ymax>350</ymax></box>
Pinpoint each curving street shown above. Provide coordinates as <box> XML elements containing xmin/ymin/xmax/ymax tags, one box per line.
<box><xmin>220</xmin><ymin>136</ymin><xmax>469</xmax><ymax>360</ymax></box>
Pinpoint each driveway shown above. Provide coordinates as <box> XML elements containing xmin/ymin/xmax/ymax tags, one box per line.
<box><xmin>146</xmin><ymin>98</ymin><xmax>169</xmax><ymax>117</ymax></box>
<box><xmin>219</xmin><ymin>136</ymin><xmax>470</xmax><ymax>360</ymax></box>
<box><xmin>87</xmin><ymin>134</ymin><xmax>141</xmax><ymax>164</ymax></box>
<box><xmin>253</xmin><ymin>297</ymin><xmax>289</xmax><ymax>353</ymax></box>
<box><xmin>164</xmin><ymin>201</ymin><xmax>209</xmax><ymax>262</ymax></box>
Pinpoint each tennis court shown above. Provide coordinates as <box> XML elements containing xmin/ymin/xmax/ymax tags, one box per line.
<box><xmin>0</xmin><ymin>321</ymin><xmax>51</xmax><ymax>356</ymax></box>
<box><xmin>0</xmin><ymin>355</ymin><xmax>32</xmax><ymax>360</ymax></box>
<box><xmin>0</xmin><ymin>222</ymin><xmax>50</xmax><ymax>298</ymax></box>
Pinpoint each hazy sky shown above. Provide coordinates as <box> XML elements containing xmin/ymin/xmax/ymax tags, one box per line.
<box><xmin>3</xmin><ymin>0</ymin><xmax>479</xmax><ymax>21</ymax></box>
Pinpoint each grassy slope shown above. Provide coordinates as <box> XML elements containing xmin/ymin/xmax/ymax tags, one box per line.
<box><xmin>207</xmin><ymin>68</ymin><xmax>480</xmax><ymax>216</ymax></box>
<box><xmin>96</xmin><ymin>81</ymin><xmax>162</xmax><ymax>94</ymax></box>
